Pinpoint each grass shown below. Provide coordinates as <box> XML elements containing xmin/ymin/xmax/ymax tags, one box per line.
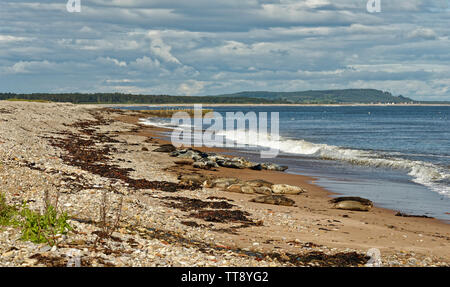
<box><xmin>0</xmin><ymin>192</ymin><xmax>72</xmax><ymax>246</ymax></box>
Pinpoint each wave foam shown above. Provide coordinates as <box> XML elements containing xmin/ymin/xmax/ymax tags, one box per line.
<box><xmin>141</xmin><ymin>118</ymin><xmax>450</xmax><ymax>196</ymax></box>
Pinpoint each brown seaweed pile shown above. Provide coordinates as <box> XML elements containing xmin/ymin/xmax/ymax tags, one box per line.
<box><xmin>129</xmin><ymin>225</ymin><xmax>369</xmax><ymax>267</ymax></box>
<box><xmin>46</xmin><ymin>112</ymin><xmax>195</xmax><ymax>192</ymax></box>
<box><xmin>162</xmin><ymin>196</ymin><xmax>235</xmax><ymax>211</ymax></box>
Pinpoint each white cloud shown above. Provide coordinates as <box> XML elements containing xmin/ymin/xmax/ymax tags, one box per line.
<box><xmin>0</xmin><ymin>0</ymin><xmax>448</xmax><ymax>100</ymax></box>
<box><xmin>3</xmin><ymin>60</ymin><xmax>55</xmax><ymax>74</ymax></box>
<box><xmin>130</xmin><ymin>56</ymin><xmax>161</xmax><ymax>70</ymax></box>
<box><xmin>0</xmin><ymin>35</ymin><xmax>29</xmax><ymax>43</ymax></box>
<box><xmin>98</xmin><ymin>57</ymin><xmax>127</xmax><ymax>67</ymax></box>
<box><xmin>148</xmin><ymin>30</ymin><xmax>181</xmax><ymax>64</ymax></box>
<box><xmin>407</xmin><ymin>27</ymin><xmax>438</xmax><ymax>40</ymax></box>
<box><xmin>178</xmin><ymin>80</ymin><xmax>205</xmax><ymax>96</ymax></box>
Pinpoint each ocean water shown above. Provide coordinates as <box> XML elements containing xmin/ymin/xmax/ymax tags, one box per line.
<box><xmin>127</xmin><ymin>105</ymin><xmax>450</xmax><ymax>222</ymax></box>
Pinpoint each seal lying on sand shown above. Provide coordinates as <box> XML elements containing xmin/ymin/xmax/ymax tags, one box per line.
<box><xmin>154</xmin><ymin>144</ymin><xmax>176</xmax><ymax>152</ymax></box>
<box><xmin>178</xmin><ymin>173</ymin><xmax>206</xmax><ymax>187</ymax></box>
<box><xmin>329</xmin><ymin>196</ymin><xmax>373</xmax><ymax>212</ymax></box>
<box><xmin>250</xmin><ymin>195</ymin><xmax>295</xmax><ymax>206</ymax></box>
<box><xmin>271</xmin><ymin>184</ymin><xmax>306</xmax><ymax>195</ymax></box>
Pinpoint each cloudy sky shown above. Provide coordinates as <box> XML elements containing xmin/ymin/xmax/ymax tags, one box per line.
<box><xmin>0</xmin><ymin>0</ymin><xmax>449</xmax><ymax>100</ymax></box>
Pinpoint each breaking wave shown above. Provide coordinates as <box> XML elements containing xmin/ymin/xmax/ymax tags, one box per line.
<box><xmin>141</xmin><ymin>118</ymin><xmax>450</xmax><ymax>197</ymax></box>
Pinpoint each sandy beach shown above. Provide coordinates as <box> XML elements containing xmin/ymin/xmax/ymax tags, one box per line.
<box><xmin>0</xmin><ymin>101</ymin><xmax>448</xmax><ymax>267</ymax></box>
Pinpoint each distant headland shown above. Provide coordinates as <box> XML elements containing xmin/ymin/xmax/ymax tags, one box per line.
<box><xmin>0</xmin><ymin>89</ymin><xmax>448</xmax><ymax>105</ymax></box>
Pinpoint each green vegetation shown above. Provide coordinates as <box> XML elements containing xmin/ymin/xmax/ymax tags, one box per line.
<box><xmin>0</xmin><ymin>93</ymin><xmax>283</xmax><ymax>104</ymax></box>
<box><xmin>0</xmin><ymin>193</ymin><xmax>17</xmax><ymax>226</ymax></box>
<box><xmin>0</xmin><ymin>193</ymin><xmax>71</xmax><ymax>246</ymax></box>
<box><xmin>216</xmin><ymin>89</ymin><xmax>417</xmax><ymax>104</ymax></box>
<box><xmin>19</xmin><ymin>205</ymin><xmax>71</xmax><ymax>246</ymax></box>
<box><xmin>1</xmin><ymin>89</ymin><xmax>440</xmax><ymax>104</ymax></box>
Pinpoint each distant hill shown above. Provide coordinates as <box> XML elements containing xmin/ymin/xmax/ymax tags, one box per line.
<box><xmin>1</xmin><ymin>90</ymin><xmax>443</xmax><ymax>105</ymax></box>
<box><xmin>214</xmin><ymin>89</ymin><xmax>416</xmax><ymax>104</ymax></box>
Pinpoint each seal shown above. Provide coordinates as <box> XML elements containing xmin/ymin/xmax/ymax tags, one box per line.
<box><xmin>271</xmin><ymin>184</ymin><xmax>305</xmax><ymax>194</ymax></box>
<box><xmin>329</xmin><ymin>196</ymin><xmax>373</xmax><ymax>211</ymax></box>
<box><xmin>250</xmin><ymin>195</ymin><xmax>295</xmax><ymax>206</ymax></box>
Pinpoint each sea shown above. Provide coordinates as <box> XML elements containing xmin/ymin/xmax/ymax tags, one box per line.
<box><xmin>122</xmin><ymin>105</ymin><xmax>450</xmax><ymax>222</ymax></box>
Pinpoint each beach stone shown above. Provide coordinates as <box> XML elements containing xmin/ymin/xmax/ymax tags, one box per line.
<box><xmin>271</xmin><ymin>184</ymin><xmax>305</xmax><ymax>195</ymax></box>
<box><xmin>250</xmin><ymin>195</ymin><xmax>295</xmax><ymax>206</ymax></box>
<box><xmin>329</xmin><ymin>197</ymin><xmax>373</xmax><ymax>212</ymax></box>
<box><xmin>154</xmin><ymin>144</ymin><xmax>176</xmax><ymax>153</ymax></box>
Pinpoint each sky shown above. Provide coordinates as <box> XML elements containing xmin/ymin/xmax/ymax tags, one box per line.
<box><xmin>0</xmin><ymin>0</ymin><xmax>449</xmax><ymax>100</ymax></box>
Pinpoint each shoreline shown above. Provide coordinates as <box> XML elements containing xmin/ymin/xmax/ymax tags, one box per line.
<box><xmin>0</xmin><ymin>101</ymin><xmax>448</xmax><ymax>266</ymax></box>
<box><xmin>117</xmin><ymin>111</ymin><xmax>450</xmax><ymax>255</ymax></box>
<box><xmin>129</xmin><ymin>113</ymin><xmax>450</xmax><ymax>224</ymax></box>
<box><xmin>131</xmin><ymin>109</ymin><xmax>450</xmax><ymax>224</ymax></box>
